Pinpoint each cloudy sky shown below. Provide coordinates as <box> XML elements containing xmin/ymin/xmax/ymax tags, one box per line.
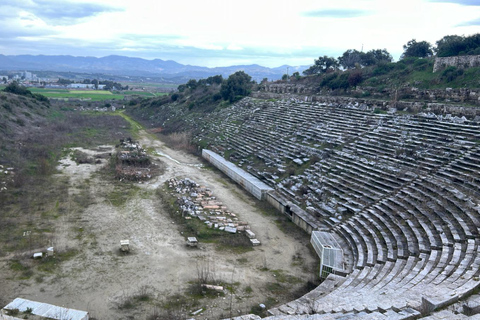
<box><xmin>1</xmin><ymin>0</ymin><xmax>479</xmax><ymax>68</ymax></box>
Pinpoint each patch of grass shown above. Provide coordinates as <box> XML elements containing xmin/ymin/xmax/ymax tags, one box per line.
<box><xmin>33</xmin><ymin>89</ymin><xmax>126</xmax><ymax>101</ymax></box>
<box><xmin>73</xmin><ymin>188</ymin><xmax>93</xmax><ymax>208</ymax></box>
<box><xmin>10</xmin><ymin>260</ymin><xmax>34</xmax><ymax>280</ymax></box>
<box><xmin>107</xmin><ymin>184</ymin><xmax>140</xmax><ymax>207</ymax></box>
<box><xmin>271</xmin><ymin>269</ymin><xmax>302</xmax><ymax>284</ymax></box>
<box><xmin>374</xmin><ymin>108</ymin><xmax>387</xmax><ymax>114</ymax></box>
<box><xmin>37</xmin><ymin>249</ymin><xmax>79</xmax><ymax>273</ymax></box>
<box><xmin>163</xmin><ymin>292</ymin><xmax>200</xmax><ymax>314</ymax></box>
<box><xmin>225</xmin><ymin>282</ymin><xmax>240</xmax><ymax>294</ymax></box>
<box><xmin>9</xmin><ymin>260</ymin><xmax>27</xmax><ymax>271</ymax></box>
<box><xmin>117</xmin><ymin>285</ymin><xmax>154</xmax><ymax>310</ymax></box>
<box><xmin>265</xmin><ymin>282</ymin><xmax>285</xmax><ymax>295</ymax></box>
<box><xmin>116</xmin><ymin>111</ymin><xmax>142</xmax><ymax>138</ymax></box>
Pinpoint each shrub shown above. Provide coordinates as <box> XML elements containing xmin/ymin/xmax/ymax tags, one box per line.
<box><xmin>320</xmin><ymin>73</ymin><xmax>338</xmax><ymax>87</ymax></box>
<box><xmin>348</xmin><ymin>71</ymin><xmax>363</xmax><ymax>87</ymax></box>
<box><xmin>441</xmin><ymin>66</ymin><xmax>464</xmax><ymax>82</ymax></box>
<box><xmin>372</xmin><ymin>62</ymin><xmax>395</xmax><ymax>76</ymax></box>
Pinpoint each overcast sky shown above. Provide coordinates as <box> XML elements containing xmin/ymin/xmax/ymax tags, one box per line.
<box><xmin>1</xmin><ymin>0</ymin><xmax>479</xmax><ymax>68</ymax></box>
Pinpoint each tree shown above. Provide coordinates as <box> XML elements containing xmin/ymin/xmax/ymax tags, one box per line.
<box><xmin>362</xmin><ymin>49</ymin><xmax>393</xmax><ymax>66</ymax></box>
<box><xmin>348</xmin><ymin>70</ymin><xmax>363</xmax><ymax>88</ymax></box>
<box><xmin>282</xmin><ymin>74</ymin><xmax>289</xmax><ymax>80</ymax></box>
<box><xmin>220</xmin><ymin>71</ymin><xmax>253</xmax><ymax>103</ymax></box>
<box><xmin>57</xmin><ymin>78</ymin><xmax>73</xmax><ymax>85</ymax></box>
<box><xmin>401</xmin><ymin>39</ymin><xmax>433</xmax><ymax>59</ymax></box>
<box><xmin>338</xmin><ymin>48</ymin><xmax>393</xmax><ymax>69</ymax></box>
<box><xmin>436</xmin><ymin>35</ymin><xmax>465</xmax><ymax>57</ymax></box>
<box><xmin>303</xmin><ymin>56</ymin><xmax>339</xmax><ymax>75</ymax></box>
<box><xmin>184</xmin><ymin>79</ymin><xmax>197</xmax><ymax>90</ymax></box>
<box><xmin>177</xmin><ymin>84</ymin><xmax>187</xmax><ymax>92</ymax></box>
<box><xmin>463</xmin><ymin>33</ymin><xmax>480</xmax><ymax>55</ymax></box>
<box><xmin>3</xmin><ymin>81</ymin><xmax>30</xmax><ymax>95</ymax></box>
<box><xmin>206</xmin><ymin>75</ymin><xmax>223</xmax><ymax>85</ymax></box>
<box><xmin>436</xmin><ymin>33</ymin><xmax>480</xmax><ymax>57</ymax></box>
<box><xmin>338</xmin><ymin>50</ymin><xmax>363</xmax><ymax>69</ymax></box>
<box><xmin>3</xmin><ymin>81</ymin><xmax>49</xmax><ymax>104</ymax></box>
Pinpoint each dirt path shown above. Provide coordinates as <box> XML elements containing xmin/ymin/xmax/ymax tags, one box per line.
<box><xmin>0</xmin><ymin>125</ymin><xmax>318</xmax><ymax>320</ymax></box>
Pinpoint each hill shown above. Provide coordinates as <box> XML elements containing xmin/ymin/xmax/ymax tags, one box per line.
<box><xmin>0</xmin><ymin>54</ymin><xmax>308</xmax><ymax>82</ymax></box>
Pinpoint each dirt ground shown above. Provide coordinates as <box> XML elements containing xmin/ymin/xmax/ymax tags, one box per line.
<box><xmin>0</xmin><ymin>129</ymin><xmax>318</xmax><ymax>320</ymax></box>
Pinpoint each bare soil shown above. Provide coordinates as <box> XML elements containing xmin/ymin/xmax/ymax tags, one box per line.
<box><xmin>0</xmin><ymin>129</ymin><xmax>318</xmax><ymax>320</ymax></box>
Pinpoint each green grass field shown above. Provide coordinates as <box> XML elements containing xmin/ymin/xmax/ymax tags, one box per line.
<box><xmin>25</xmin><ymin>88</ymin><xmax>124</xmax><ymax>101</ymax></box>
<box><xmin>0</xmin><ymin>85</ymin><xmax>169</xmax><ymax>101</ymax></box>
<box><xmin>122</xmin><ymin>82</ymin><xmax>178</xmax><ymax>89</ymax></box>
<box><xmin>23</xmin><ymin>87</ymin><xmax>167</xmax><ymax>101</ymax></box>
<box><xmin>120</xmin><ymin>91</ymin><xmax>167</xmax><ymax>97</ymax></box>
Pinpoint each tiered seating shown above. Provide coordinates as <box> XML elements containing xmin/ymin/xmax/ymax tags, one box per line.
<box><xmin>198</xmin><ymin>97</ymin><xmax>480</xmax><ymax>319</ymax></box>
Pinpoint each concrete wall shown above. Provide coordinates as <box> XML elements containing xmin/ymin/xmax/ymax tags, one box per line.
<box><xmin>202</xmin><ymin>149</ymin><xmax>273</xmax><ymax>200</ymax></box>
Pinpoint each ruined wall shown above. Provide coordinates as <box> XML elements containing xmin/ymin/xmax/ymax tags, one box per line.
<box><xmin>258</xmin><ymin>83</ymin><xmax>315</xmax><ymax>95</ymax></box>
<box><xmin>433</xmin><ymin>55</ymin><xmax>480</xmax><ymax>72</ymax></box>
<box><xmin>252</xmin><ymin>90</ymin><xmax>480</xmax><ymax>118</ymax></box>
<box><xmin>259</xmin><ymin>83</ymin><xmax>480</xmax><ymax>106</ymax></box>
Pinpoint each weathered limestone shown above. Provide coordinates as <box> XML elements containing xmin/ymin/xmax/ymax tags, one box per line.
<box><xmin>433</xmin><ymin>54</ymin><xmax>480</xmax><ymax>72</ymax></box>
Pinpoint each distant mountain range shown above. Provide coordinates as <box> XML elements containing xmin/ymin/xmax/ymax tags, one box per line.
<box><xmin>0</xmin><ymin>54</ymin><xmax>309</xmax><ymax>82</ymax></box>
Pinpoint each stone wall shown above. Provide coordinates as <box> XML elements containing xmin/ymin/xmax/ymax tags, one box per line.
<box><xmin>433</xmin><ymin>54</ymin><xmax>480</xmax><ymax>72</ymax></box>
<box><xmin>259</xmin><ymin>83</ymin><xmax>480</xmax><ymax>105</ymax></box>
<box><xmin>258</xmin><ymin>83</ymin><xmax>315</xmax><ymax>95</ymax></box>
<box><xmin>252</xmin><ymin>90</ymin><xmax>480</xmax><ymax>118</ymax></box>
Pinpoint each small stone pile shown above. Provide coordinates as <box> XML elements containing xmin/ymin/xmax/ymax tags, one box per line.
<box><xmin>168</xmin><ymin>178</ymin><xmax>258</xmax><ymax>240</ymax></box>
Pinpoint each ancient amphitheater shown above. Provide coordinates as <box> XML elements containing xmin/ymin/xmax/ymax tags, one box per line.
<box><xmin>187</xmin><ymin>88</ymin><xmax>480</xmax><ymax>319</ymax></box>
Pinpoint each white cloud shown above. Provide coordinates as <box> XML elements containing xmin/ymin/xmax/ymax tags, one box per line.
<box><xmin>227</xmin><ymin>44</ymin><xmax>243</xmax><ymax>51</ymax></box>
<box><xmin>1</xmin><ymin>0</ymin><xmax>480</xmax><ymax>67</ymax></box>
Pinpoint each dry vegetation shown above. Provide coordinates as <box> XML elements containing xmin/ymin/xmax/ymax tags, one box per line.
<box><xmin>157</xmin><ymin>131</ymin><xmax>197</xmax><ymax>154</ymax></box>
<box><xmin>0</xmin><ymin>93</ymin><xmax>132</xmax><ymax>306</ymax></box>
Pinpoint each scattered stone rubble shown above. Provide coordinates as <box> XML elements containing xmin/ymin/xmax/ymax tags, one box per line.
<box><xmin>0</xmin><ymin>165</ymin><xmax>15</xmax><ymax>192</ymax></box>
<box><xmin>115</xmin><ymin>138</ymin><xmax>153</xmax><ymax>181</ymax></box>
<box><xmin>168</xmin><ymin>178</ymin><xmax>260</xmax><ymax>245</ymax></box>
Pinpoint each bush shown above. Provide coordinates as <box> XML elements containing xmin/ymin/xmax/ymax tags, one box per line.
<box><xmin>329</xmin><ymin>73</ymin><xmax>349</xmax><ymax>90</ymax></box>
<box><xmin>441</xmin><ymin>66</ymin><xmax>464</xmax><ymax>82</ymax></box>
<box><xmin>320</xmin><ymin>73</ymin><xmax>338</xmax><ymax>87</ymax></box>
<box><xmin>372</xmin><ymin>62</ymin><xmax>395</xmax><ymax>76</ymax></box>
<box><xmin>3</xmin><ymin>82</ymin><xmax>49</xmax><ymax>105</ymax></box>
<box><xmin>348</xmin><ymin>71</ymin><xmax>363</xmax><ymax>87</ymax></box>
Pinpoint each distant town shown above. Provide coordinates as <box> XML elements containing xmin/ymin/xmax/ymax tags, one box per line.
<box><xmin>0</xmin><ymin>71</ymin><xmax>127</xmax><ymax>91</ymax></box>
